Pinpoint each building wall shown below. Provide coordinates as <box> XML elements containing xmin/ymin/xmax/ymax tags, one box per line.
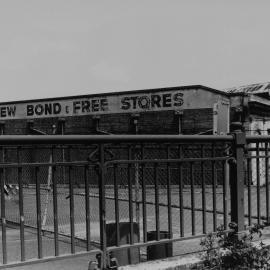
<box><xmin>1</xmin><ymin>108</ymin><xmax>214</xmax><ymax>136</ymax></box>
<box><xmin>0</xmin><ymin>86</ymin><xmax>229</xmax><ymax>186</ymax></box>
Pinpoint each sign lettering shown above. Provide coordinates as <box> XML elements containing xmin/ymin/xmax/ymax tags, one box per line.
<box><xmin>120</xmin><ymin>93</ymin><xmax>183</xmax><ymax>110</ymax></box>
<box><xmin>0</xmin><ymin>90</ymin><xmax>187</xmax><ymax>120</ymax></box>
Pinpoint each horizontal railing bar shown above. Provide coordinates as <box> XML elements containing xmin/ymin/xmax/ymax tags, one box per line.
<box><xmin>0</xmin><ymin>249</ymin><xmax>102</xmax><ymax>269</ymax></box>
<box><xmin>246</xmin><ymin>155</ymin><xmax>270</xmax><ymax>159</ymax></box>
<box><xmin>248</xmin><ymin>147</ymin><xmax>270</xmax><ymax>151</ymax></box>
<box><xmin>106</xmin><ymin>156</ymin><xmax>232</xmax><ymax>166</ymax></box>
<box><xmin>0</xmin><ymin>156</ymin><xmax>232</xmax><ymax>168</ymax></box>
<box><xmin>0</xmin><ymin>161</ymin><xmax>95</xmax><ymax>168</ymax></box>
<box><xmin>0</xmin><ymin>134</ymin><xmax>269</xmax><ymax>145</ymax></box>
<box><xmin>247</xmin><ymin>135</ymin><xmax>270</xmax><ymax>142</ymax></box>
<box><xmin>0</xmin><ymin>145</ymin><xmax>97</xmax><ymax>149</ymax></box>
<box><xmin>0</xmin><ymin>134</ymin><xmax>234</xmax><ymax>145</ymax></box>
<box><xmin>106</xmin><ymin>229</ymin><xmax>234</xmax><ymax>253</ymax></box>
<box><xmin>106</xmin><ymin>223</ymin><xmax>270</xmax><ymax>253</ymax></box>
<box><xmin>0</xmin><ymin>146</ymin><xmax>230</xmax><ymax>154</ymax></box>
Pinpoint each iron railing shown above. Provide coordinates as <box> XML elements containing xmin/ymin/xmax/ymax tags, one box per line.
<box><xmin>0</xmin><ymin>133</ymin><xmax>268</xmax><ymax>269</ymax></box>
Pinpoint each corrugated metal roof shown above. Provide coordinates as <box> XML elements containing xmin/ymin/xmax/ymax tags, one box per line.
<box><xmin>224</xmin><ymin>82</ymin><xmax>270</xmax><ymax>94</ymax></box>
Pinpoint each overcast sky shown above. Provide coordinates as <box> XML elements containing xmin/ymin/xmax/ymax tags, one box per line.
<box><xmin>0</xmin><ymin>0</ymin><xmax>270</xmax><ymax>102</ymax></box>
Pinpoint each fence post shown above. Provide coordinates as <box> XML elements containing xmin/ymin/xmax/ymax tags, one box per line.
<box><xmin>98</xmin><ymin>143</ymin><xmax>107</xmax><ymax>269</ymax></box>
<box><xmin>230</xmin><ymin>125</ymin><xmax>246</xmax><ymax>232</ymax></box>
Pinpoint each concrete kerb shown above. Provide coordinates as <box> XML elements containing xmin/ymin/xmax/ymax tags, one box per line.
<box><xmin>119</xmin><ymin>254</ymin><xmax>201</xmax><ymax>270</ymax></box>
<box><xmin>119</xmin><ymin>229</ymin><xmax>270</xmax><ymax>270</ymax></box>
<box><xmin>3</xmin><ymin>232</ymin><xmax>270</xmax><ymax>270</ymax></box>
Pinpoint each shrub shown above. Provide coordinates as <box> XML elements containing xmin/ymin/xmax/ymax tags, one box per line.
<box><xmin>193</xmin><ymin>223</ymin><xmax>270</xmax><ymax>269</ymax></box>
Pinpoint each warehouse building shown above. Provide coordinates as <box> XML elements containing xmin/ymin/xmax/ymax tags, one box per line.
<box><xmin>0</xmin><ymin>85</ymin><xmax>230</xmax><ymax>136</ymax></box>
<box><xmin>0</xmin><ymin>82</ymin><xmax>270</xmax><ymax>186</ymax></box>
<box><xmin>224</xmin><ymin>81</ymin><xmax>270</xmax><ymax>135</ymax></box>
<box><xmin>0</xmin><ymin>85</ymin><xmax>231</xmax><ymax>188</ymax></box>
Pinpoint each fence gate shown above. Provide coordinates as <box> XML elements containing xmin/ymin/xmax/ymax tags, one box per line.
<box><xmin>0</xmin><ymin>133</ymin><xmax>269</xmax><ymax>269</ymax></box>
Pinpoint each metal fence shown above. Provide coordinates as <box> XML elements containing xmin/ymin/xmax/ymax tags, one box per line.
<box><xmin>0</xmin><ymin>133</ymin><xmax>268</xmax><ymax>269</ymax></box>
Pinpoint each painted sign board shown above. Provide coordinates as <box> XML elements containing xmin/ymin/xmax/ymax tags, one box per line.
<box><xmin>0</xmin><ymin>88</ymin><xmax>228</xmax><ymax>120</ymax></box>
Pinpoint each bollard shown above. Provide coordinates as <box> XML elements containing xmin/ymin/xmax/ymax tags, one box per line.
<box><xmin>147</xmin><ymin>231</ymin><xmax>173</xmax><ymax>260</ymax></box>
<box><xmin>106</xmin><ymin>222</ymin><xmax>140</xmax><ymax>266</ymax></box>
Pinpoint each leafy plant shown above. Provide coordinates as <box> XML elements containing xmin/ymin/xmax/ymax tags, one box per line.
<box><xmin>193</xmin><ymin>222</ymin><xmax>270</xmax><ymax>269</ymax></box>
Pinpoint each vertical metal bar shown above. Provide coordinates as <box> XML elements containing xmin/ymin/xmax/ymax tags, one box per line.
<box><xmin>247</xmin><ymin>154</ymin><xmax>252</xmax><ymax>226</ymax></box>
<box><xmin>51</xmin><ymin>146</ymin><xmax>59</xmax><ymax>256</ymax></box>
<box><xmin>134</xmin><ymin>146</ymin><xmax>140</xmax><ymax>226</ymax></box>
<box><xmin>190</xmin><ymin>162</ymin><xmax>195</xmax><ymax>235</ymax></box>
<box><xmin>17</xmin><ymin>147</ymin><xmax>25</xmax><ymax>261</ymax></box>
<box><xmin>113</xmin><ymin>164</ymin><xmax>120</xmax><ymax>246</ymax></box>
<box><xmin>154</xmin><ymin>163</ymin><xmax>160</xmax><ymax>241</ymax></box>
<box><xmin>67</xmin><ymin>145</ymin><xmax>75</xmax><ymax>253</ymax></box>
<box><xmin>69</xmin><ymin>165</ymin><xmax>75</xmax><ymax>254</ymax></box>
<box><xmin>128</xmin><ymin>147</ymin><xmax>134</xmax><ymax>244</ymax></box>
<box><xmin>1</xmin><ymin>127</ymin><xmax>7</xmax><ymax>255</ymax></box>
<box><xmin>265</xmin><ymin>142</ymin><xmax>269</xmax><ymax>223</ymax></box>
<box><xmin>60</xmin><ymin>121</ymin><xmax>66</xmax><ymax>185</ymax></box>
<box><xmin>230</xmin><ymin>132</ymin><xmax>245</xmax><ymax>232</ymax></box>
<box><xmin>84</xmin><ymin>165</ymin><xmax>91</xmax><ymax>251</ymax></box>
<box><xmin>201</xmin><ymin>145</ymin><xmax>206</xmax><ymax>234</ymax></box>
<box><xmin>35</xmin><ymin>167</ymin><xmax>43</xmax><ymax>259</ymax></box>
<box><xmin>98</xmin><ymin>143</ymin><xmax>107</xmax><ymax>269</ymax></box>
<box><xmin>256</xmin><ymin>142</ymin><xmax>261</xmax><ymax>224</ymax></box>
<box><xmin>223</xmin><ymin>161</ymin><xmax>228</xmax><ymax>230</ymax></box>
<box><xmin>212</xmin><ymin>144</ymin><xmax>217</xmax><ymax>231</ymax></box>
<box><xmin>166</xmin><ymin>145</ymin><xmax>172</xmax><ymax>238</ymax></box>
<box><xmin>141</xmin><ymin>145</ymin><xmax>147</xmax><ymax>242</ymax></box>
<box><xmin>178</xmin><ymin>145</ymin><xmax>184</xmax><ymax>237</ymax></box>
<box><xmin>0</xmin><ymin>168</ymin><xmax>7</xmax><ymax>264</ymax></box>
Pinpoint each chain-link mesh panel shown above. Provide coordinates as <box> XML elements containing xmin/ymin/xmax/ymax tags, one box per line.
<box><xmin>1</xmin><ymin>145</ymin><xmax>101</xmax><ymax>248</ymax></box>
<box><xmin>0</xmin><ymin>139</ymin><xmax>232</xmax><ymax>259</ymax></box>
<box><xmin>100</xmin><ymin>141</ymin><xmax>231</xmax><ymax>254</ymax></box>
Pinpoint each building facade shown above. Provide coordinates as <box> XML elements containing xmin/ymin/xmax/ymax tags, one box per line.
<box><xmin>1</xmin><ymin>82</ymin><xmax>270</xmax><ymax>186</ymax></box>
<box><xmin>0</xmin><ymin>85</ymin><xmax>230</xmax><ymax>136</ymax></box>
